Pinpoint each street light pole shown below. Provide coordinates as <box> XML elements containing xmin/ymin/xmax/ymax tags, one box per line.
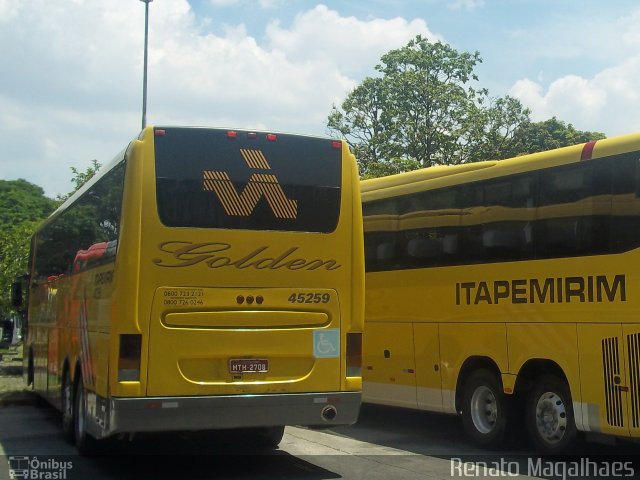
<box><xmin>140</xmin><ymin>0</ymin><xmax>152</xmax><ymax>130</ymax></box>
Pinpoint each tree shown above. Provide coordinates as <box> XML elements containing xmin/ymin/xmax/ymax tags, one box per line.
<box><xmin>0</xmin><ymin>161</ymin><xmax>101</xmax><ymax>319</ymax></box>
<box><xmin>0</xmin><ymin>220</ymin><xmax>39</xmax><ymax>317</ymax></box>
<box><xmin>328</xmin><ymin>36</ymin><xmax>606</xmax><ymax>178</ymax></box>
<box><xmin>56</xmin><ymin>159</ymin><xmax>102</xmax><ymax>203</ymax></box>
<box><xmin>505</xmin><ymin>117</ymin><xmax>606</xmax><ymax>157</ymax></box>
<box><xmin>0</xmin><ymin>179</ymin><xmax>55</xmax><ymax>227</ymax></box>
<box><xmin>328</xmin><ymin>35</ymin><xmax>530</xmax><ymax>177</ymax></box>
<box><xmin>0</xmin><ymin>180</ymin><xmax>56</xmax><ymax>318</ymax></box>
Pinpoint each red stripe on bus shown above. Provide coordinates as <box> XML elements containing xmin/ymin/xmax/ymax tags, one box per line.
<box><xmin>580</xmin><ymin>140</ymin><xmax>597</xmax><ymax>161</ymax></box>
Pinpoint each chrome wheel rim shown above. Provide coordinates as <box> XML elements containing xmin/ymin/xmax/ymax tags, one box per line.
<box><xmin>470</xmin><ymin>385</ymin><xmax>498</xmax><ymax>434</ymax></box>
<box><xmin>535</xmin><ymin>391</ymin><xmax>567</xmax><ymax>444</ymax></box>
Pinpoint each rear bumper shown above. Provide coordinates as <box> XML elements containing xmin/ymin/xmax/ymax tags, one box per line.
<box><xmin>89</xmin><ymin>391</ymin><xmax>361</xmax><ymax>438</ymax></box>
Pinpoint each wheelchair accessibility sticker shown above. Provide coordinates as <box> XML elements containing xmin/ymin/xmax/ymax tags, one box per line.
<box><xmin>314</xmin><ymin>329</ymin><xmax>340</xmax><ymax>358</ymax></box>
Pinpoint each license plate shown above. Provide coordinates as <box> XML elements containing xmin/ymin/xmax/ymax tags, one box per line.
<box><xmin>228</xmin><ymin>358</ymin><xmax>269</xmax><ymax>374</ymax></box>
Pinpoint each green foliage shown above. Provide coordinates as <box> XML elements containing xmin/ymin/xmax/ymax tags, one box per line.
<box><xmin>329</xmin><ymin>36</ymin><xmax>605</xmax><ymax>178</ymax></box>
<box><xmin>0</xmin><ymin>161</ymin><xmax>101</xmax><ymax>318</ymax></box>
<box><xmin>0</xmin><ymin>179</ymin><xmax>56</xmax><ymax>316</ymax></box>
<box><xmin>0</xmin><ymin>179</ymin><xmax>55</xmax><ymax>227</ymax></box>
<box><xmin>0</xmin><ymin>220</ymin><xmax>38</xmax><ymax>316</ymax></box>
<box><xmin>56</xmin><ymin>159</ymin><xmax>102</xmax><ymax>203</ymax></box>
<box><xmin>506</xmin><ymin>117</ymin><xmax>607</xmax><ymax>157</ymax></box>
<box><xmin>329</xmin><ymin>35</ymin><xmax>530</xmax><ymax>176</ymax></box>
<box><xmin>360</xmin><ymin>157</ymin><xmax>421</xmax><ymax>180</ymax></box>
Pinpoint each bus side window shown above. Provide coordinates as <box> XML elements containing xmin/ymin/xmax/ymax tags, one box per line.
<box><xmin>364</xmin><ymin>231</ymin><xmax>399</xmax><ymax>272</ymax></box>
<box><xmin>377</xmin><ymin>240</ymin><xmax>397</xmax><ymax>262</ymax></box>
<box><xmin>458</xmin><ymin>184</ymin><xmax>484</xmax><ymax>263</ymax></box>
<box><xmin>612</xmin><ymin>154</ymin><xmax>640</xmax><ymax>252</ymax></box>
<box><xmin>406</xmin><ymin>235</ymin><xmax>442</xmax><ymax>266</ymax></box>
<box><xmin>537</xmin><ymin>160</ymin><xmax>611</xmax><ymax>258</ymax></box>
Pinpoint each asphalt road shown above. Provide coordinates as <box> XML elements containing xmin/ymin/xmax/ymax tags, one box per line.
<box><xmin>1</xmin><ymin>398</ymin><xmax>638</xmax><ymax>480</ymax></box>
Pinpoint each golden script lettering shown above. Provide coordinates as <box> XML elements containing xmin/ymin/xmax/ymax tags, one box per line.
<box><xmin>153</xmin><ymin>241</ymin><xmax>342</xmax><ymax>271</ymax></box>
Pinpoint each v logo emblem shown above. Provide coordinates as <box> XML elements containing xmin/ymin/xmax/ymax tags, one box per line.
<box><xmin>203</xmin><ymin>149</ymin><xmax>298</xmax><ymax>219</ymax></box>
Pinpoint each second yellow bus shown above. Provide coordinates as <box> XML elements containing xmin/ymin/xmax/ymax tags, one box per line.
<box><xmin>361</xmin><ymin>132</ymin><xmax>640</xmax><ymax>452</ymax></box>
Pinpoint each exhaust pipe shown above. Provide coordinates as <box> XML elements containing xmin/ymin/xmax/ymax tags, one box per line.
<box><xmin>321</xmin><ymin>405</ymin><xmax>337</xmax><ymax>422</ymax></box>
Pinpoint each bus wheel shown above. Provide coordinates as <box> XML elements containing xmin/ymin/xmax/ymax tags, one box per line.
<box><xmin>461</xmin><ymin>369</ymin><xmax>507</xmax><ymax>448</ymax></box>
<box><xmin>61</xmin><ymin>372</ymin><xmax>74</xmax><ymax>443</ymax></box>
<box><xmin>525</xmin><ymin>375</ymin><xmax>576</xmax><ymax>453</ymax></box>
<box><xmin>73</xmin><ymin>376</ymin><xmax>99</xmax><ymax>455</ymax></box>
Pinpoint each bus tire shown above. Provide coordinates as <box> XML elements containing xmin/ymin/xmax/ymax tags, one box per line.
<box><xmin>73</xmin><ymin>376</ymin><xmax>100</xmax><ymax>455</ymax></box>
<box><xmin>461</xmin><ymin>369</ymin><xmax>507</xmax><ymax>448</ymax></box>
<box><xmin>525</xmin><ymin>375</ymin><xmax>576</xmax><ymax>453</ymax></box>
<box><xmin>61</xmin><ymin>372</ymin><xmax>74</xmax><ymax>443</ymax></box>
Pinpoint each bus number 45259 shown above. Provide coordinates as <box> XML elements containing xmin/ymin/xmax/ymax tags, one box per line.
<box><xmin>288</xmin><ymin>293</ymin><xmax>330</xmax><ymax>304</ymax></box>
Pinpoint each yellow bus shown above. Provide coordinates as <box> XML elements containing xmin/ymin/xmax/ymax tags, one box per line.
<box><xmin>13</xmin><ymin>126</ymin><xmax>364</xmax><ymax>453</ymax></box>
<box><xmin>361</xmin><ymin>132</ymin><xmax>640</xmax><ymax>453</ymax></box>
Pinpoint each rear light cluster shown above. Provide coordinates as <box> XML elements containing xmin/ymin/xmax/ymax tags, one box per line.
<box><xmin>346</xmin><ymin>332</ymin><xmax>362</xmax><ymax>377</ymax></box>
<box><xmin>226</xmin><ymin>130</ymin><xmax>278</xmax><ymax>141</ymax></box>
<box><xmin>156</xmin><ymin>128</ymin><xmax>342</xmax><ymax>150</ymax></box>
<box><xmin>118</xmin><ymin>334</ymin><xmax>142</xmax><ymax>382</ymax></box>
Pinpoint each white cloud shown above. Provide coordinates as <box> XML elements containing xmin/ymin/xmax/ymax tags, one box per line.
<box><xmin>447</xmin><ymin>0</ymin><xmax>485</xmax><ymax>11</ymax></box>
<box><xmin>265</xmin><ymin>5</ymin><xmax>437</xmax><ymax>78</ymax></box>
<box><xmin>208</xmin><ymin>0</ymin><xmax>241</xmax><ymax>6</ymax></box>
<box><xmin>207</xmin><ymin>0</ymin><xmax>292</xmax><ymax>9</ymax></box>
<box><xmin>258</xmin><ymin>0</ymin><xmax>286</xmax><ymax>8</ymax></box>
<box><xmin>7</xmin><ymin>1</ymin><xmax>639</xmax><ymax>199</ymax></box>
<box><xmin>0</xmin><ymin>0</ymin><xmax>21</xmax><ymax>21</ymax></box>
<box><xmin>0</xmin><ymin>0</ymin><xmax>434</xmax><ymax>197</ymax></box>
<box><xmin>510</xmin><ymin>55</ymin><xmax>640</xmax><ymax>136</ymax></box>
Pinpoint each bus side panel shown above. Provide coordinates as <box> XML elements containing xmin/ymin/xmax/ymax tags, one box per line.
<box><xmin>362</xmin><ymin>321</ymin><xmax>416</xmax><ymax>408</ymax></box>
<box><xmin>27</xmin><ymin>279</ymin><xmax>63</xmax><ymax>403</ymax></box>
<box><xmin>46</xmin><ymin>326</ymin><xmax>61</xmax><ymax>406</ymax></box>
<box><xmin>508</xmin><ymin>323</ymin><xmax>580</xmax><ymax>383</ymax></box>
<box><xmin>32</xmin><ymin>326</ymin><xmax>49</xmax><ymax>397</ymax></box>
<box><xmin>414</xmin><ymin>323</ymin><xmax>443</xmax><ymax>412</ymax></box>
<box><xmin>84</xmin><ymin>263</ymin><xmax>116</xmax><ymax>399</ymax></box>
<box><xmin>439</xmin><ymin>323</ymin><xmax>508</xmax><ymax>413</ymax></box>
<box><xmin>577</xmin><ymin>324</ymin><xmax>629</xmax><ymax>437</ymax></box>
<box><xmin>623</xmin><ymin>324</ymin><xmax>640</xmax><ymax>439</ymax></box>
<box><xmin>346</xmin><ymin>148</ymin><xmax>365</xmax><ymax>393</ymax></box>
<box><xmin>109</xmin><ymin>142</ymin><xmax>145</xmax><ymax>399</ymax></box>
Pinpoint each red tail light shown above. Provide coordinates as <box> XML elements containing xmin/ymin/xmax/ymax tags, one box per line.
<box><xmin>118</xmin><ymin>334</ymin><xmax>142</xmax><ymax>381</ymax></box>
<box><xmin>346</xmin><ymin>333</ymin><xmax>362</xmax><ymax>377</ymax></box>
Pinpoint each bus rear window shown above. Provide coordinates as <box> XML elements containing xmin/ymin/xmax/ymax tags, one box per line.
<box><xmin>154</xmin><ymin>128</ymin><xmax>342</xmax><ymax>233</ymax></box>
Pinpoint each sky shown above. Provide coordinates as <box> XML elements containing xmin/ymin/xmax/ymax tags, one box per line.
<box><xmin>2</xmin><ymin>0</ymin><xmax>640</xmax><ymax>198</ymax></box>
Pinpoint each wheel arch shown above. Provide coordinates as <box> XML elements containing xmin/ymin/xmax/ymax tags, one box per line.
<box><xmin>455</xmin><ymin>355</ymin><xmax>502</xmax><ymax>413</ymax></box>
<box><xmin>513</xmin><ymin>358</ymin><xmax>570</xmax><ymax>400</ymax></box>
<box><xmin>72</xmin><ymin>359</ymin><xmax>83</xmax><ymax>390</ymax></box>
